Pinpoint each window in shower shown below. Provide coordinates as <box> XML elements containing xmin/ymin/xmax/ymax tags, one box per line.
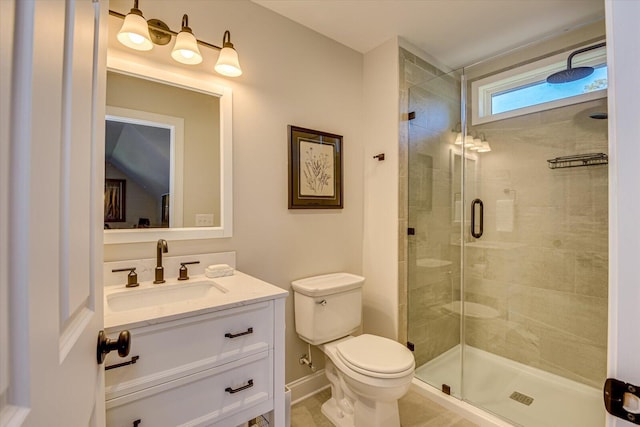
<box><xmin>471</xmin><ymin>41</ymin><xmax>607</xmax><ymax>125</ymax></box>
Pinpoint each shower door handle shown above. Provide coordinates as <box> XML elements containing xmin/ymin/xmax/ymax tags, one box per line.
<box><xmin>471</xmin><ymin>199</ymin><xmax>484</xmax><ymax>238</ymax></box>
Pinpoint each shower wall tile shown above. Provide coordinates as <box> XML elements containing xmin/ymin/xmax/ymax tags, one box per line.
<box><xmin>504</xmin><ymin>316</ymin><xmax>542</xmax><ymax>366</ymax></box>
<box><xmin>539</xmin><ymin>327</ymin><xmax>607</xmax><ymax>388</ymax></box>
<box><xmin>414</xmin><ymin>55</ymin><xmax>444</xmax><ymax>77</ymax></box>
<box><xmin>414</xmin><ymin>314</ymin><xmax>460</xmax><ymax>367</ymax></box>
<box><xmin>405</xmin><ymin>61</ymin><xmax>438</xmax><ymax>87</ymax></box>
<box><xmin>508</xmin><ymin>285</ymin><xmax>607</xmax><ymax>345</ymax></box>
<box><xmin>465</xmin><ymin>317</ymin><xmax>508</xmax><ymax>356</ymax></box>
<box><xmin>574</xmin><ymin>252</ymin><xmax>608</xmax><ymax>298</ymax></box>
<box><xmin>516</xmin><ymin>247</ymin><xmax>576</xmax><ymax>293</ymax></box>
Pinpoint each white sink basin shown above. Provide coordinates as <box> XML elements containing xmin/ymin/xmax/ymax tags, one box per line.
<box><xmin>107</xmin><ymin>280</ymin><xmax>227</xmax><ymax>312</ymax></box>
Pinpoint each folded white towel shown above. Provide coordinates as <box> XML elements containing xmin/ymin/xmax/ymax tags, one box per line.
<box><xmin>205</xmin><ymin>264</ymin><xmax>234</xmax><ymax>278</ymax></box>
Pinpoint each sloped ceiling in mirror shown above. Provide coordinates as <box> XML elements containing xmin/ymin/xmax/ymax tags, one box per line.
<box><xmin>105</xmin><ymin>120</ymin><xmax>170</xmax><ymax>199</ymax></box>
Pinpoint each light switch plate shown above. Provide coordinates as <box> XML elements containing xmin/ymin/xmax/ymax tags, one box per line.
<box><xmin>195</xmin><ymin>213</ymin><xmax>214</xmax><ymax>227</ymax></box>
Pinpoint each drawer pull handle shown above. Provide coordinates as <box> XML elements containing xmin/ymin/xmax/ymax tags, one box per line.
<box><xmin>225</xmin><ymin>327</ymin><xmax>253</xmax><ymax>339</ymax></box>
<box><xmin>106</xmin><ymin>355</ymin><xmax>140</xmax><ymax>371</ymax></box>
<box><xmin>225</xmin><ymin>379</ymin><xmax>254</xmax><ymax>394</ymax></box>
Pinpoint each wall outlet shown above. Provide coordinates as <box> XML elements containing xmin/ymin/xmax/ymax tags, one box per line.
<box><xmin>195</xmin><ymin>213</ymin><xmax>214</xmax><ymax>227</ymax></box>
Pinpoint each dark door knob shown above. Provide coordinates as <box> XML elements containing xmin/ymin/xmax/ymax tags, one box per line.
<box><xmin>97</xmin><ymin>330</ymin><xmax>131</xmax><ymax>364</ymax></box>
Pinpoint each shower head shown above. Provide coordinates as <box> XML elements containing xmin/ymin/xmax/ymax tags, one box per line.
<box><xmin>547</xmin><ymin>66</ymin><xmax>594</xmax><ymax>84</ymax></box>
<box><xmin>546</xmin><ymin>42</ymin><xmax>606</xmax><ymax>84</ymax></box>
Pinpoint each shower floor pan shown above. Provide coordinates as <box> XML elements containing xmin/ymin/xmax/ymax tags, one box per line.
<box><xmin>415</xmin><ymin>345</ymin><xmax>605</xmax><ymax>427</ymax></box>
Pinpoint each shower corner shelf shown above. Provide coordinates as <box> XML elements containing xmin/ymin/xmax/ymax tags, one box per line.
<box><xmin>547</xmin><ymin>153</ymin><xmax>608</xmax><ymax>169</ymax></box>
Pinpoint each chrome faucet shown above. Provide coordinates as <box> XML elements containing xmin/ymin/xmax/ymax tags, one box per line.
<box><xmin>154</xmin><ymin>239</ymin><xmax>168</xmax><ymax>284</ymax></box>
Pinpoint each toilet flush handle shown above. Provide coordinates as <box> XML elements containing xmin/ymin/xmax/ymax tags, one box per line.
<box><xmin>317</xmin><ymin>299</ymin><xmax>327</xmax><ymax>306</ymax></box>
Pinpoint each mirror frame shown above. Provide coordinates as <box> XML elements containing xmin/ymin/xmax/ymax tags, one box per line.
<box><xmin>104</xmin><ymin>53</ymin><xmax>232</xmax><ymax>244</ymax></box>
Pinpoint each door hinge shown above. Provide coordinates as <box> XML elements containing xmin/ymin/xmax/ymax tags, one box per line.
<box><xmin>406</xmin><ymin>341</ymin><xmax>414</xmax><ymax>351</ymax></box>
<box><xmin>442</xmin><ymin>384</ymin><xmax>451</xmax><ymax>395</ymax></box>
<box><xmin>604</xmin><ymin>378</ymin><xmax>640</xmax><ymax>424</ymax></box>
<box><xmin>408</xmin><ymin>111</ymin><xmax>416</xmax><ymax>120</ymax></box>
<box><xmin>407</xmin><ymin>228</ymin><xmax>415</xmax><ymax>235</ymax></box>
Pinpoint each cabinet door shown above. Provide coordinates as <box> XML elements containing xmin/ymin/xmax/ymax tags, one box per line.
<box><xmin>106</xmin><ymin>351</ymin><xmax>273</xmax><ymax>427</ymax></box>
<box><xmin>105</xmin><ymin>301</ymin><xmax>273</xmax><ymax>399</ymax></box>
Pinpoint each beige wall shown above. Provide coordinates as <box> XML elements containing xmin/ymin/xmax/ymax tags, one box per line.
<box><xmin>106</xmin><ymin>0</ymin><xmax>364</xmax><ymax>383</ymax></box>
<box><xmin>362</xmin><ymin>38</ymin><xmax>400</xmax><ymax>340</ymax></box>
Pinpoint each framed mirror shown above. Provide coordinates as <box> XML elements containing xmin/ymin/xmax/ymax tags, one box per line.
<box><xmin>104</xmin><ymin>54</ymin><xmax>232</xmax><ymax>244</ymax></box>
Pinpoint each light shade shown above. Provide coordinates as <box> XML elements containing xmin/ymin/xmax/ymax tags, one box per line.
<box><xmin>477</xmin><ymin>141</ymin><xmax>492</xmax><ymax>152</ymax></box>
<box><xmin>214</xmin><ymin>31</ymin><xmax>242</xmax><ymax>77</ymax></box>
<box><xmin>117</xmin><ymin>10</ymin><xmax>153</xmax><ymax>51</ymax></box>
<box><xmin>171</xmin><ymin>31</ymin><xmax>202</xmax><ymax>65</ymax></box>
<box><xmin>454</xmin><ymin>132</ymin><xmax>463</xmax><ymax>145</ymax></box>
<box><xmin>464</xmin><ymin>135</ymin><xmax>475</xmax><ymax>148</ymax></box>
<box><xmin>470</xmin><ymin>136</ymin><xmax>482</xmax><ymax>150</ymax></box>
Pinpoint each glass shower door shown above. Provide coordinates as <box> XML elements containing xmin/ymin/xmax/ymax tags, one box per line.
<box><xmin>406</xmin><ymin>69</ymin><xmax>464</xmax><ymax>397</ymax></box>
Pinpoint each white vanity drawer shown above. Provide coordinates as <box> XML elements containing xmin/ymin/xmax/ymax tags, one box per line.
<box><xmin>106</xmin><ymin>350</ymin><xmax>273</xmax><ymax>427</ymax></box>
<box><xmin>105</xmin><ymin>301</ymin><xmax>273</xmax><ymax>400</ymax></box>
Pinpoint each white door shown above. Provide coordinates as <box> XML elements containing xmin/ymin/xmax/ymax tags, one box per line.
<box><xmin>1</xmin><ymin>0</ymin><xmax>107</xmax><ymax>425</ymax></box>
<box><xmin>606</xmin><ymin>0</ymin><xmax>640</xmax><ymax>426</ymax></box>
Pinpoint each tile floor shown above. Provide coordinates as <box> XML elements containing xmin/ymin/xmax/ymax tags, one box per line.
<box><xmin>290</xmin><ymin>387</ymin><xmax>479</xmax><ymax>427</ymax></box>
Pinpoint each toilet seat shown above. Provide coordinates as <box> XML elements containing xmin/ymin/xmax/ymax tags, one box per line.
<box><xmin>335</xmin><ymin>334</ymin><xmax>415</xmax><ymax>379</ymax></box>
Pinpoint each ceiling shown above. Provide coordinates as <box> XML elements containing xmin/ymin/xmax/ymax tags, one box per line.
<box><xmin>252</xmin><ymin>0</ymin><xmax>604</xmax><ymax>69</ymax></box>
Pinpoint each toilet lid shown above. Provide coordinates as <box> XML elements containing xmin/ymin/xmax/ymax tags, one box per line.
<box><xmin>336</xmin><ymin>334</ymin><xmax>415</xmax><ymax>378</ymax></box>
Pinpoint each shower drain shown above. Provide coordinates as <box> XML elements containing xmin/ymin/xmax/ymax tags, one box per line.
<box><xmin>510</xmin><ymin>391</ymin><xmax>534</xmax><ymax>406</ymax></box>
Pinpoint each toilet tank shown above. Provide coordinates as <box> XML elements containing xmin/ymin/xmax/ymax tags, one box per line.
<box><xmin>291</xmin><ymin>273</ymin><xmax>365</xmax><ymax>345</ymax></box>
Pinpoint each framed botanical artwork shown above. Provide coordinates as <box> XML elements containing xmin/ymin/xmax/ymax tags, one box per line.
<box><xmin>288</xmin><ymin>125</ymin><xmax>343</xmax><ymax>209</ymax></box>
<box><xmin>104</xmin><ymin>178</ymin><xmax>126</xmax><ymax>222</ymax></box>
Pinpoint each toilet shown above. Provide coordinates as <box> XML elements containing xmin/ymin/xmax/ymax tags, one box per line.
<box><xmin>291</xmin><ymin>273</ymin><xmax>415</xmax><ymax>427</ymax></box>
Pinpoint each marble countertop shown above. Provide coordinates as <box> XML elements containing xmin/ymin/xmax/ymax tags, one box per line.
<box><xmin>104</xmin><ymin>271</ymin><xmax>288</xmax><ymax>330</ymax></box>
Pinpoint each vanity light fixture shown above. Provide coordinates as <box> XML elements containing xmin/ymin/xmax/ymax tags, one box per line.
<box><xmin>452</xmin><ymin>124</ymin><xmax>482</xmax><ymax>149</ymax></box>
<box><xmin>111</xmin><ymin>1</ymin><xmax>243</xmax><ymax>77</ymax></box>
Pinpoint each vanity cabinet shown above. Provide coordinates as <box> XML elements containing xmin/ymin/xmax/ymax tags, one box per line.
<box><xmin>104</xmin><ymin>299</ymin><xmax>284</xmax><ymax>427</ymax></box>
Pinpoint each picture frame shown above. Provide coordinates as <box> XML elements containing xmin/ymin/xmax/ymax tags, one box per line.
<box><xmin>288</xmin><ymin>125</ymin><xmax>343</xmax><ymax>209</ymax></box>
<box><xmin>104</xmin><ymin>179</ymin><xmax>126</xmax><ymax>222</ymax></box>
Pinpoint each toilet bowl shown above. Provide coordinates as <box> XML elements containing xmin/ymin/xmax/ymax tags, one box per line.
<box><xmin>319</xmin><ymin>335</ymin><xmax>414</xmax><ymax>427</ymax></box>
<box><xmin>291</xmin><ymin>273</ymin><xmax>416</xmax><ymax>427</ymax></box>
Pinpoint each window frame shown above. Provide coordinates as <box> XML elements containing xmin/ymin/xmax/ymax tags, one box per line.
<box><xmin>471</xmin><ymin>42</ymin><xmax>607</xmax><ymax>125</ymax></box>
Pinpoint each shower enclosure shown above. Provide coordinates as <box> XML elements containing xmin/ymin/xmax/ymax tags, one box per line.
<box><xmin>405</xmin><ymin>44</ymin><xmax>609</xmax><ymax>426</ymax></box>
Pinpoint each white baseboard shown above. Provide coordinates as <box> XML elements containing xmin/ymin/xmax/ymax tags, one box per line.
<box><xmin>286</xmin><ymin>369</ymin><xmax>329</xmax><ymax>405</ymax></box>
